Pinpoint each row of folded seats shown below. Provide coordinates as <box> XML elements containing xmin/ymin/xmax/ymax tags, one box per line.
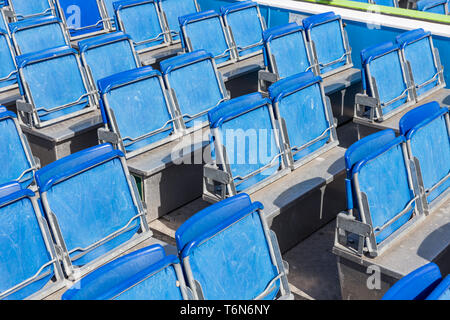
<box><xmin>355</xmin><ymin>28</ymin><xmax>448</xmax><ymax>123</ymax></box>
<box><xmin>336</xmin><ymin>101</ymin><xmax>449</xmax><ymax>257</ymax></box>
<box><xmin>0</xmin><ymin>0</ymin><xmax>199</xmax><ymax>40</ymax></box>
<box><xmin>0</xmin><ymin>141</ymin><xmax>291</xmax><ymax>299</ymax></box>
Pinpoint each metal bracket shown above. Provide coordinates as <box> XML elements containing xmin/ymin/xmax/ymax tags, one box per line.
<box><xmin>98</xmin><ymin>128</ymin><xmax>119</xmax><ymax>144</ymax></box>
<box><xmin>204</xmin><ymin>163</ymin><xmax>232</xmax><ymax>184</ymax></box>
<box><xmin>16</xmin><ymin>99</ymin><xmax>33</xmax><ymax>113</ymax></box>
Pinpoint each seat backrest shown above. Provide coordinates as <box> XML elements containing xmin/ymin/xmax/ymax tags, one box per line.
<box><xmin>0</xmin><ymin>108</ymin><xmax>35</xmax><ymax>188</ymax></box>
<box><xmin>158</xmin><ymin>0</ymin><xmax>199</xmax><ymax>42</ymax></box>
<box><xmin>220</xmin><ymin>1</ymin><xmax>265</xmax><ymax>59</ymax></box>
<box><xmin>79</xmin><ymin>32</ymin><xmax>141</xmax><ymax>91</ymax></box>
<box><xmin>396</xmin><ymin>29</ymin><xmax>444</xmax><ymax>100</ymax></box>
<box><xmin>35</xmin><ymin>144</ymin><xmax>147</xmax><ymax>273</ymax></box>
<box><xmin>263</xmin><ymin>23</ymin><xmax>314</xmax><ymax>80</ymax></box>
<box><xmin>208</xmin><ymin>93</ymin><xmax>284</xmax><ymax>193</ymax></box>
<box><xmin>176</xmin><ymin>193</ymin><xmax>286</xmax><ymax>300</ymax></box>
<box><xmin>55</xmin><ymin>0</ymin><xmax>110</xmax><ymax>38</ymax></box>
<box><xmin>268</xmin><ymin>71</ymin><xmax>336</xmax><ymax>166</ymax></box>
<box><xmin>0</xmin><ymin>29</ymin><xmax>17</xmax><ymax>91</ymax></box>
<box><xmin>348</xmin><ymin>129</ymin><xmax>418</xmax><ymax>245</ymax></box>
<box><xmin>98</xmin><ymin>66</ymin><xmax>179</xmax><ymax>157</ymax></box>
<box><xmin>114</xmin><ymin>0</ymin><xmax>167</xmax><ymax>53</ymax></box>
<box><xmin>303</xmin><ymin>12</ymin><xmax>351</xmax><ymax>76</ymax></box>
<box><xmin>417</xmin><ymin>0</ymin><xmax>448</xmax><ymax>14</ymax></box>
<box><xmin>383</xmin><ymin>263</ymin><xmax>443</xmax><ymax>300</ymax></box>
<box><xmin>9</xmin><ymin>16</ymin><xmax>69</xmax><ymax>55</ymax></box>
<box><xmin>361</xmin><ymin>41</ymin><xmax>413</xmax><ymax>116</ymax></box>
<box><xmin>399</xmin><ymin>102</ymin><xmax>450</xmax><ymax>205</ymax></box>
<box><xmin>0</xmin><ymin>182</ymin><xmax>61</xmax><ymax>300</ymax></box>
<box><xmin>17</xmin><ymin>46</ymin><xmax>95</xmax><ymax>127</ymax></box>
<box><xmin>8</xmin><ymin>0</ymin><xmax>54</xmax><ymax>20</ymax></box>
<box><xmin>62</xmin><ymin>245</ymin><xmax>186</xmax><ymax>300</ymax></box>
<box><xmin>161</xmin><ymin>50</ymin><xmax>227</xmax><ymax>130</ymax></box>
<box><xmin>179</xmin><ymin>10</ymin><xmax>233</xmax><ymax>66</ymax></box>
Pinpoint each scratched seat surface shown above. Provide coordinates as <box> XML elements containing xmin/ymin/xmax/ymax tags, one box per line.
<box><xmin>79</xmin><ymin>32</ymin><xmax>140</xmax><ymax>91</ymax></box>
<box><xmin>7</xmin><ymin>0</ymin><xmax>54</xmax><ymax>20</ymax></box>
<box><xmin>179</xmin><ymin>10</ymin><xmax>233</xmax><ymax>66</ymax></box>
<box><xmin>62</xmin><ymin>245</ymin><xmax>186</xmax><ymax>300</ymax></box>
<box><xmin>399</xmin><ymin>101</ymin><xmax>450</xmax><ymax>204</ymax></box>
<box><xmin>114</xmin><ymin>0</ymin><xmax>167</xmax><ymax>53</ymax></box>
<box><xmin>360</xmin><ymin>41</ymin><xmax>414</xmax><ymax>117</ymax></box>
<box><xmin>158</xmin><ymin>0</ymin><xmax>199</xmax><ymax>42</ymax></box>
<box><xmin>98</xmin><ymin>66</ymin><xmax>177</xmax><ymax>156</ymax></box>
<box><xmin>396</xmin><ymin>29</ymin><xmax>445</xmax><ymax>100</ymax></box>
<box><xmin>176</xmin><ymin>193</ymin><xmax>289</xmax><ymax>300</ymax></box>
<box><xmin>268</xmin><ymin>71</ymin><xmax>336</xmax><ymax>165</ymax></box>
<box><xmin>0</xmin><ymin>182</ymin><xmax>62</xmax><ymax>300</ymax></box>
<box><xmin>262</xmin><ymin>22</ymin><xmax>314</xmax><ymax>80</ymax></box>
<box><xmin>220</xmin><ymin>1</ymin><xmax>265</xmax><ymax>60</ymax></box>
<box><xmin>161</xmin><ymin>50</ymin><xmax>227</xmax><ymax>129</ymax></box>
<box><xmin>345</xmin><ymin>129</ymin><xmax>417</xmax><ymax>244</ymax></box>
<box><xmin>35</xmin><ymin>144</ymin><xmax>149</xmax><ymax>276</ymax></box>
<box><xmin>208</xmin><ymin>93</ymin><xmax>284</xmax><ymax>193</ymax></box>
<box><xmin>0</xmin><ymin>108</ymin><xmax>35</xmax><ymax>188</ymax></box>
<box><xmin>0</xmin><ymin>29</ymin><xmax>17</xmax><ymax>92</ymax></box>
<box><xmin>16</xmin><ymin>46</ymin><xmax>95</xmax><ymax>126</ymax></box>
<box><xmin>303</xmin><ymin>11</ymin><xmax>352</xmax><ymax>76</ymax></box>
<box><xmin>9</xmin><ymin>16</ymin><xmax>69</xmax><ymax>55</ymax></box>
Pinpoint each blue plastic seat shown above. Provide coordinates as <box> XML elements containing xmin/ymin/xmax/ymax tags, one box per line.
<box><xmin>176</xmin><ymin>193</ymin><xmax>291</xmax><ymax>300</ymax></box>
<box><xmin>54</xmin><ymin>0</ymin><xmax>112</xmax><ymax>39</ymax></box>
<box><xmin>261</xmin><ymin>23</ymin><xmax>314</xmax><ymax>83</ymax></box>
<box><xmin>35</xmin><ymin>143</ymin><xmax>151</xmax><ymax>280</ymax></box>
<box><xmin>339</xmin><ymin>129</ymin><xmax>424</xmax><ymax>256</ymax></box>
<box><xmin>0</xmin><ymin>107</ymin><xmax>37</xmax><ymax>187</ymax></box>
<box><xmin>383</xmin><ymin>263</ymin><xmax>446</xmax><ymax>300</ymax></box>
<box><xmin>98</xmin><ymin>66</ymin><xmax>182</xmax><ymax>158</ymax></box>
<box><xmin>399</xmin><ymin>102</ymin><xmax>449</xmax><ymax>207</ymax></box>
<box><xmin>157</xmin><ymin>0</ymin><xmax>200</xmax><ymax>43</ymax></box>
<box><xmin>160</xmin><ymin>50</ymin><xmax>228</xmax><ymax>130</ymax></box>
<box><xmin>396</xmin><ymin>29</ymin><xmax>446</xmax><ymax>101</ymax></box>
<box><xmin>0</xmin><ymin>28</ymin><xmax>17</xmax><ymax>93</ymax></box>
<box><xmin>0</xmin><ymin>182</ymin><xmax>63</xmax><ymax>300</ymax></box>
<box><xmin>358</xmin><ymin>41</ymin><xmax>415</xmax><ymax>121</ymax></box>
<box><xmin>179</xmin><ymin>10</ymin><xmax>234</xmax><ymax>66</ymax></box>
<box><xmin>220</xmin><ymin>1</ymin><xmax>265</xmax><ymax>60</ymax></box>
<box><xmin>205</xmin><ymin>93</ymin><xmax>288</xmax><ymax>199</ymax></box>
<box><xmin>114</xmin><ymin>0</ymin><xmax>168</xmax><ymax>54</ymax></box>
<box><xmin>303</xmin><ymin>12</ymin><xmax>353</xmax><ymax>77</ymax></box>
<box><xmin>16</xmin><ymin>46</ymin><xmax>97</xmax><ymax>128</ymax></box>
<box><xmin>417</xmin><ymin>0</ymin><xmax>448</xmax><ymax>14</ymax></box>
<box><xmin>5</xmin><ymin>0</ymin><xmax>55</xmax><ymax>21</ymax></box>
<box><xmin>372</xmin><ymin>0</ymin><xmax>399</xmax><ymax>6</ymax></box>
<box><xmin>268</xmin><ymin>72</ymin><xmax>338</xmax><ymax>169</ymax></box>
<box><xmin>9</xmin><ymin>16</ymin><xmax>70</xmax><ymax>55</ymax></box>
<box><xmin>79</xmin><ymin>32</ymin><xmax>141</xmax><ymax>92</ymax></box>
<box><xmin>62</xmin><ymin>245</ymin><xmax>189</xmax><ymax>300</ymax></box>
